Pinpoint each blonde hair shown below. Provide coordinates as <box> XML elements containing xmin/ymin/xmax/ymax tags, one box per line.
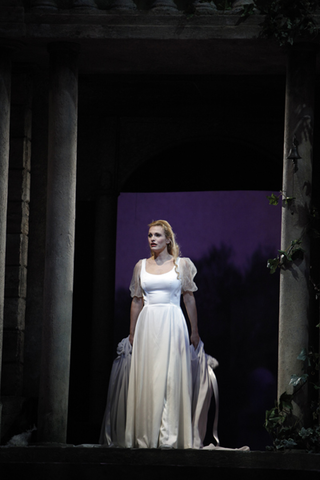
<box><xmin>148</xmin><ymin>219</ymin><xmax>180</xmax><ymax>276</ymax></box>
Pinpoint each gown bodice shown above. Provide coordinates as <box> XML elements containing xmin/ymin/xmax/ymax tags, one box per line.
<box><xmin>140</xmin><ymin>258</ymin><xmax>181</xmax><ymax>307</ymax></box>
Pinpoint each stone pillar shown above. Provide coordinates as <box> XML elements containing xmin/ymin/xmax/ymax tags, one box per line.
<box><xmin>37</xmin><ymin>42</ymin><xmax>79</xmax><ymax>444</ymax></box>
<box><xmin>0</xmin><ymin>43</ymin><xmax>14</xmax><ymax>442</ymax></box>
<box><xmin>23</xmin><ymin>72</ymin><xmax>48</xmax><ymax>406</ymax></box>
<box><xmin>278</xmin><ymin>44</ymin><xmax>317</xmax><ymax>425</ymax></box>
<box><xmin>2</xmin><ymin>69</ymin><xmax>33</xmax><ymax>443</ymax></box>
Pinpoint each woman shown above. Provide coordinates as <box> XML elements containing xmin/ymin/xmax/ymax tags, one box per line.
<box><xmin>125</xmin><ymin>219</ymin><xmax>200</xmax><ymax>449</ymax></box>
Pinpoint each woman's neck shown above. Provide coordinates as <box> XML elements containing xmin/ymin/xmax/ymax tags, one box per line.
<box><xmin>152</xmin><ymin>249</ymin><xmax>172</xmax><ymax>264</ymax></box>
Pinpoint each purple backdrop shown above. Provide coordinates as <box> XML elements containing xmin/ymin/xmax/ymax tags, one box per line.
<box><xmin>115</xmin><ymin>190</ymin><xmax>281</xmax><ymax>289</ymax></box>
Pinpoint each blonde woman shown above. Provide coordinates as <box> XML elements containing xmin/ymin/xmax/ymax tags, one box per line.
<box><xmin>125</xmin><ymin>220</ymin><xmax>200</xmax><ymax>449</ymax></box>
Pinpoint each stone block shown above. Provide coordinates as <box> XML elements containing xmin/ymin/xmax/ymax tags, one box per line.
<box><xmin>5</xmin><ymin>265</ymin><xmax>27</xmax><ymax>298</ymax></box>
<box><xmin>6</xmin><ymin>201</ymin><xmax>29</xmax><ymax>234</ymax></box>
<box><xmin>4</xmin><ymin>297</ymin><xmax>26</xmax><ymax>329</ymax></box>
<box><xmin>2</xmin><ymin>329</ymin><xmax>24</xmax><ymax>363</ymax></box>
<box><xmin>5</xmin><ymin>233</ymin><xmax>28</xmax><ymax>266</ymax></box>
<box><xmin>7</xmin><ymin>232</ymin><xmax>28</xmax><ymax>266</ymax></box>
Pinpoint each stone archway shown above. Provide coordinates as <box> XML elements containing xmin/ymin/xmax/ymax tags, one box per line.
<box><xmin>118</xmin><ymin>118</ymin><xmax>282</xmax><ymax>193</ymax></box>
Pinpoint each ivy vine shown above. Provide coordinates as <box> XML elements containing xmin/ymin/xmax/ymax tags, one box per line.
<box><xmin>241</xmin><ymin>0</ymin><xmax>320</xmax><ymax>46</ymax></box>
<box><xmin>264</xmin><ymin>191</ymin><xmax>320</xmax><ymax>451</ymax></box>
<box><xmin>265</xmin><ymin>348</ymin><xmax>320</xmax><ymax>452</ymax></box>
<box><xmin>266</xmin><ymin>192</ymin><xmax>306</xmax><ymax>274</ymax></box>
<box><xmin>266</xmin><ymin>192</ymin><xmax>320</xmax><ymax>275</ymax></box>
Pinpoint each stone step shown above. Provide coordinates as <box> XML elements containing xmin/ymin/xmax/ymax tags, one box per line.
<box><xmin>0</xmin><ymin>447</ymin><xmax>319</xmax><ymax>480</ymax></box>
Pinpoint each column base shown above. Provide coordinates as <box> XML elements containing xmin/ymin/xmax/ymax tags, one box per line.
<box><xmin>109</xmin><ymin>0</ymin><xmax>137</xmax><ymax>12</ymax></box>
<box><xmin>193</xmin><ymin>1</ymin><xmax>217</xmax><ymax>15</ymax></box>
<box><xmin>149</xmin><ymin>0</ymin><xmax>178</xmax><ymax>13</ymax></box>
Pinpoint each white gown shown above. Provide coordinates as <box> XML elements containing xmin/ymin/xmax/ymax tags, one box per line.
<box><xmin>125</xmin><ymin>257</ymin><xmax>197</xmax><ymax>449</ymax></box>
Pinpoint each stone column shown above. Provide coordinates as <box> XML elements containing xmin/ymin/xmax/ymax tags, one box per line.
<box><xmin>37</xmin><ymin>42</ymin><xmax>79</xmax><ymax>444</ymax></box>
<box><xmin>0</xmin><ymin>43</ymin><xmax>14</xmax><ymax>442</ymax></box>
<box><xmin>2</xmin><ymin>69</ymin><xmax>33</xmax><ymax>443</ymax></box>
<box><xmin>278</xmin><ymin>44</ymin><xmax>317</xmax><ymax>425</ymax></box>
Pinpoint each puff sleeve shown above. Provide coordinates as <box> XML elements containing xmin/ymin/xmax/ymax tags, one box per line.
<box><xmin>180</xmin><ymin>257</ymin><xmax>198</xmax><ymax>294</ymax></box>
<box><xmin>129</xmin><ymin>260</ymin><xmax>144</xmax><ymax>298</ymax></box>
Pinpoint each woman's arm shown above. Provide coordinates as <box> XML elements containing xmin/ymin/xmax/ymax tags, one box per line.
<box><xmin>182</xmin><ymin>291</ymin><xmax>200</xmax><ymax>348</ymax></box>
<box><xmin>129</xmin><ymin>296</ymin><xmax>144</xmax><ymax>345</ymax></box>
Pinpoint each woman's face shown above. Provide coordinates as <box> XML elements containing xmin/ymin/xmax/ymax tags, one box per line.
<box><xmin>148</xmin><ymin>226</ymin><xmax>170</xmax><ymax>254</ymax></box>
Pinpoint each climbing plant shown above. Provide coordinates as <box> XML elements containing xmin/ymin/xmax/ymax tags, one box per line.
<box><xmin>266</xmin><ymin>192</ymin><xmax>320</xmax><ymax>275</ymax></box>
<box><xmin>264</xmin><ymin>189</ymin><xmax>320</xmax><ymax>450</ymax></box>
<box><xmin>242</xmin><ymin>0</ymin><xmax>320</xmax><ymax>46</ymax></box>
<box><xmin>264</xmin><ymin>348</ymin><xmax>320</xmax><ymax>452</ymax></box>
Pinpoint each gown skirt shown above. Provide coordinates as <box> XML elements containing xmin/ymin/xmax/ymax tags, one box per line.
<box><xmin>125</xmin><ymin>259</ymin><xmax>193</xmax><ymax>449</ymax></box>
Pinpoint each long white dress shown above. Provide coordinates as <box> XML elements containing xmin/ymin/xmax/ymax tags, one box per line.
<box><xmin>125</xmin><ymin>257</ymin><xmax>198</xmax><ymax>449</ymax></box>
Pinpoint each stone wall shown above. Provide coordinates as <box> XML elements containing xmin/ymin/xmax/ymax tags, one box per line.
<box><xmin>2</xmin><ymin>71</ymin><xmax>32</xmax><ymax>440</ymax></box>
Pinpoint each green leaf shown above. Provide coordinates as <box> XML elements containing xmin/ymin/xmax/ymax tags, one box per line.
<box><xmin>267</xmin><ymin>257</ymin><xmax>280</xmax><ymax>274</ymax></box>
<box><xmin>284</xmin><ymin>196</ymin><xmax>295</xmax><ymax>204</ymax></box>
<box><xmin>291</xmin><ymin>239</ymin><xmax>302</xmax><ymax>246</ymax></box>
<box><xmin>299</xmin><ymin>427</ymin><xmax>313</xmax><ymax>439</ymax></box>
<box><xmin>278</xmin><ymin>392</ymin><xmax>293</xmax><ymax>411</ymax></box>
<box><xmin>275</xmin><ymin>438</ymin><xmax>297</xmax><ymax>450</ymax></box>
<box><xmin>297</xmin><ymin>348</ymin><xmax>308</xmax><ymax>361</ymax></box>
<box><xmin>267</xmin><ymin>193</ymin><xmax>279</xmax><ymax>206</ymax></box>
<box><xmin>289</xmin><ymin>373</ymin><xmax>308</xmax><ymax>387</ymax></box>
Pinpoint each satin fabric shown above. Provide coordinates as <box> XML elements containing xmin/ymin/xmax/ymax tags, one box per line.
<box><xmin>99</xmin><ymin>337</ymin><xmax>132</xmax><ymax>447</ymax></box>
<box><xmin>100</xmin><ymin>257</ymin><xmax>221</xmax><ymax>449</ymax></box>
<box><xmin>100</xmin><ymin>336</ymin><xmax>220</xmax><ymax>449</ymax></box>
<box><xmin>125</xmin><ymin>259</ymin><xmax>193</xmax><ymax>449</ymax></box>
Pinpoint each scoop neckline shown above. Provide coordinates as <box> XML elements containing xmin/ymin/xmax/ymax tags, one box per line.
<box><xmin>144</xmin><ymin>258</ymin><xmax>177</xmax><ymax>276</ymax></box>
